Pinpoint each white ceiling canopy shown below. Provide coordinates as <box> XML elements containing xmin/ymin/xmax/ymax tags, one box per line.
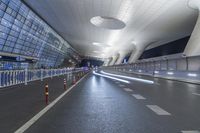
<box><xmin>24</xmin><ymin>0</ymin><xmax>198</xmax><ymax>59</ymax></box>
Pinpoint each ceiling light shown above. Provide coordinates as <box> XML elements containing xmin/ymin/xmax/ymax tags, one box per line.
<box><xmin>154</xmin><ymin>71</ymin><xmax>159</xmax><ymax>74</ymax></box>
<box><xmin>90</xmin><ymin>16</ymin><xmax>126</xmax><ymax>30</ymax></box>
<box><xmin>92</xmin><ymin>42</ymin><xmax>111</xmax><ymax>47</ymax></box>
<box><xmin>167</xmin><ymin>72</ymin><xmax>174</xmax><ymax>75</ymax></box>
<box><xmin>131</xmin><ymin>41</ymin><xmax>136</xmax><ymax>44</ymax></box>
<box><xmin>93</xmin><ymin>51</ymin><xmax>101</xmax><ymax>53</ymax></box>
<box><xmin>188</xmin><ymin>73</ymin><xmax>197</xmax><ymax>77</ymax></box>
<box><xmin>93</xmin><ymin>42</ymin><xmax>101</xmax><ymax>46</ymax></box>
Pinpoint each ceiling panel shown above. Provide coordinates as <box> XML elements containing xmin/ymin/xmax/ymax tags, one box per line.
<box><xmin>24</xmin><ymin>0</ymin><xmax>198</xmax><ymax>59</ymax></box>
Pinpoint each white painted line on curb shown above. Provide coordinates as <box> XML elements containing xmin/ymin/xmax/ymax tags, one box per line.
<box><xmin>132</xmin><ymin>94</ymin><xmax>146</xmax><ymax>100</ymax></box>
<box><xmin>192</xmin><ymin>93</ymin><xmax>200</xmax><ymax>96</ymax></box>
<box><xmin>14</xmin><ymin>73</ymin><xmax>89</xmax><ymax>133</ymax></box>
<box><xmin>181</xmin><ymin>131</ymin><xmax>200</xmax><ymax>133</ymax></box>
<box><xmin>123</xmin><ymin>88</ymin><xmax>133</xmax><ymax>92</ymax></box>
<box><xmin>146</xmin><ymin>105</ymin><xmax>171</xmax><ymax>115</ymax></box>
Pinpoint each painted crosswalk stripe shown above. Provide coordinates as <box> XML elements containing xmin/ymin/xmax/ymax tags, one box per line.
<box><xmin>123</xmin><ymin>88</ymin><xmax>133</xmax><ymax>92</ymax></box>
<box><xmin>192</xmin><ymin>93</ymin><xmax>200</xmax><ymax>96</ymax></box>
<box><xmin>146</xmin><ymin>105</ymin><xmax>171</xmax><ymax>115</ymax></box>
<box><xmin>181</xmin><ymin>131</ymin><xmax>200</xmax><ymax>133</ymax></box>
<box><xmin>132</xmin><ymin>94</ymin><xmax>146</xmax><ymax>100</ymax></box>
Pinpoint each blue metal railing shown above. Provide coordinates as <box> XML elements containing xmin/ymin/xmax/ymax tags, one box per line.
<box><xmin>0</xmin><ymin>68</ymin><xmax>85</xmax><ymax>88</ymax></box>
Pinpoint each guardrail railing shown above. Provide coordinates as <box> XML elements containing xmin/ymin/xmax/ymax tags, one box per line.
<box><xmin>0</xmin><ymin>68</ymin><xmax>85</xmax><ymax>88</ymax></box>
<box><xmin>105</xmin><ymin>55</ymin><xmax>200</xmax><ymax>83</ymax></box>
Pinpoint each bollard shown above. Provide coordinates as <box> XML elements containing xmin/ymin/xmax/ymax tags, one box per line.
<box><xmin>77</xmin><ymin>73</ymin><xmax>79</xmax><ymax>80</ymax></box>
<box><xmin>73</xmin><ymin>75</ymin><xmax>76</xmax><ymax>84</ymax></box>
<box><xmin>64</xmin><ymin>78</ymin><xmax>67</xmax><ymax>90</ymax></box>
<box><xmin>45</xmin><ymin>84</ymin><xmax>49</xmax><ymax>105</ymax></box>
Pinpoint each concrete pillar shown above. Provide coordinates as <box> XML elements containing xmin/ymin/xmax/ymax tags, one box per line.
<box><xmin>109</xmin><ymin>56</ymin><xmax>118</xmax><ymax>66</ymax></box>
<box><xmin>103</xmin><ymin>59</ymin><xmax>109</xmax><ymax>66</ymax></box>
<box><xmin>184</xmin><ymin>0</ymin><xmax>200</xmax><ymax>56</ymax></box>
<box><xmin>107</xmin><ymin>57</ymin><xmax>113</xmax><ymax>66</ymax></box>
<box><xmin>128</xmin><ymin>44</ymin><xmax>146</xmax><ymax>63</ymax></box>
<box><xmin>115</xmin><ymin>52</ymin><xmax>128</xmax><ymax>65</ymax></box>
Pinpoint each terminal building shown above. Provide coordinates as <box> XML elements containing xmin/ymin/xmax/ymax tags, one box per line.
<box><xmin>0</xmin><ymin>0</ymin><xmax>200</xmax><ymax>133</ymax></box>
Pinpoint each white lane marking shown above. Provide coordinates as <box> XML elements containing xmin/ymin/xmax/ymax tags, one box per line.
<box><xmin>101</xmin><ymin>70</ymin><xmax>154</xmax><ymax>84</ymax></box>
<box><xmin>146</xmin><ymin>105</ymin><xmax>171</xmax><ymax>115</ymax></box>
<box><xmin>132</xmin><ymin>94</ymin><xmax>146</xmax><ymax>100</ymax></box>
<box><xmin>119</xmin><ymin>84</ymin><xmax>125</xmax><ymax>87</ymax></box>
<box><xmin>123</xmin><ymin>88</ymin><xmax>133</xmax><ymax>92</ymax></box>
<box><xmin>182</xmin><ymin>131</ymin><xmax>200</xmax><ymax>133</ymax></box>
<box><xmin>93</xmin><ymin>71</ymin><xmax>130</xmax><ymax>83</ymax></box>
<box><xmin>14</xmin><ymin>73</ymin><xmax>89</xmax><ymax>133</ymax></box>
<box><xmin>192</xmin><ymin>93</ymin><xmax>200</xmax><ymax>96</ymax></box>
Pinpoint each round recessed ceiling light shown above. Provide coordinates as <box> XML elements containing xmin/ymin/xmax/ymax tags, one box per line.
<box><xmin>90</xmin><ymin>16</ymin><xmax>126</xmax><ymax>30</ymax></box>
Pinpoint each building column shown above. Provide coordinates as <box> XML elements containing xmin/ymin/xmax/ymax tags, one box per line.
<box><xmin>107</xmin><ymin>57</ymin><xmax>113</xmax><ymax>66</ymax></box>
<box><xmin>184</xmin><ymin>0</ymin><xmax>200</xmax><ymax>56</ymax></box>
<box><xmin>109</xmin><ymin>55</ymin><xmax>118</xmax><ymax>66</ymax></box>
<box><xmin>128</xmin><ymin>43</ymin><xmax>147</xmax><ymax>63</ymax></box>
<box><xmin>103</xmin><ymin>58</ymin><xmax>110</xmax><ymax>66</ymax></box>
<box><xmin>115</xmin><ymin>52</ymin><xmax>127</xmax><ymax>65</ymax></box>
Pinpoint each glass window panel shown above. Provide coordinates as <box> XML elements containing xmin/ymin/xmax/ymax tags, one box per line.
<box><xmin>7</xmin><ymin>35</ymin><xmax>17</xmax><ymax>42</ymax></box>
<box><xmin>6</xmin><ymin>7</ymin><xmax>12</xmax><ymax>14</ymax></box>
<box><xmin>15</xmin><ymin>43</ymin><xmax>22</xmax><ymax>49</ymax></box>
<box><xmin>3</xmin><ymin>46</ymin><xmax>13</xmax><ymax>52</ymax></box>
<box><xmin>0</xmin><ymin>2</ymin><xmax>7</xmax><ymax>11</ymax></box>
<box><xmin>0</xmin><ymin>32</ymin><xmax>7</xmax><ymax>39</ymax></box>
<box><xmin>13</xmin><ymin>48</ymin><xmax>20</xmax><ymax>53</ymax></box>
<box><xmin>11</xmin><ymin>10</ymin><xmax>16</xmax><ymax>17</ymax></box>
<box><xmin>2</xmin><ymin>0</ymin><xmax>10</xmax><ymax>5</ymax></box>
<box><xmin>0</xmin><ymin>38</ymin><xmax>5</xmax><ymax>44</ymax></box>
<box><xmin>9</xmin><ymin>0</ymin><xmax>20</xmax><ymax>11</ymax></box>
<box><xmin>0</xmin><ymin>43</ymin><xmax>3</xmax><ymax>50</ymax></box>
<box><xmin>0</xmin><ymin>9</ymin><xmax>4</xmax><ymax>17</ymax></box>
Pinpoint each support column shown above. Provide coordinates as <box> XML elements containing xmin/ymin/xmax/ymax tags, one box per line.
<box><xmin>128</xmin><ymin>43</ymin><xmax>146</xmax><ymax>63</ymax></box>
<box><xmin>115</xmin><ymin>52</ymin><xmax>128</xmax><ymax>65</ymax></box>
<box><xmin>103</xmin><ymin>58</ymin><xmax>111</xmax><ymax>66</ymax></box>
<box><xmin>107</xmin><ymin>57</ymin><xmax>113</xmax><ymax>66</ymax></box>
<box><xmin>184</xmin><ymin>0</ymin><xmax>200</xmax><ymax>56</ymax></box>
<box><xmin>109</xmin><ymin>55</ymin><xmax>118</xmax><ymax>66</ymax></box>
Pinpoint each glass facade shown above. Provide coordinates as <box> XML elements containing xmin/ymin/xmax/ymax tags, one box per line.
<box><xmin>0</xmin><ymin>0</ymin><xmax>80</xmax><ymax>68</ymax></box>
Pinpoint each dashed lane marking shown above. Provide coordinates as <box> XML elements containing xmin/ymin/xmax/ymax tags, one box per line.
<box><xmin>132</xmin><ymin>94</ymin><xmax>146</xmax><ymax>100</ymax></box>
<box><xmin>181</xmin><ymin>131</ymin><xmax>200</xmax><ymax>133</ymax></box>
<box><xmin>192</xmin><ymin>93</ymin><xmax>200</xmax><ymax>96</ymax></box>
<box><xmin>123</xmin><ymin>88</ymin><xmax>133</xmax><ymax>92</ymax></box>
<box><xmin>119</xmin><ymin>84</ymin><xmax>125</xmax><ymax>87</ymax></box>
<box><xmin>146</xmin><ymin>105</ymin><xmax>171</xmax><ymax>115</ymax></box>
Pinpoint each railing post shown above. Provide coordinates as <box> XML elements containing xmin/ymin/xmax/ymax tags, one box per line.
<box><xmin>6</xmin><ymin>71</ymin><xmax>9</xmax><ymax>86</ymax></box>
<box><xmin>0</xmin><ymin>71</ymin><xmax>1</xmax><ymax>88</ymax></box>
<box><xmin>186</xmin><ymin>57</ymin><xmax>189</xmax><ymax>71</ymax></box>
<box><xmin>41</xmin><ymin>69</ymin><xmax>43</xmax><ymax>81</ymax></box>
<box><xmin>25</xmin><ymin>68</ymin><xmax>28</xmax><ymax>85</ymax></box>
<box><xmin>50</xmin><ymin>69</ymin><xmax>53</xmax><ymax>79</ymax></box>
